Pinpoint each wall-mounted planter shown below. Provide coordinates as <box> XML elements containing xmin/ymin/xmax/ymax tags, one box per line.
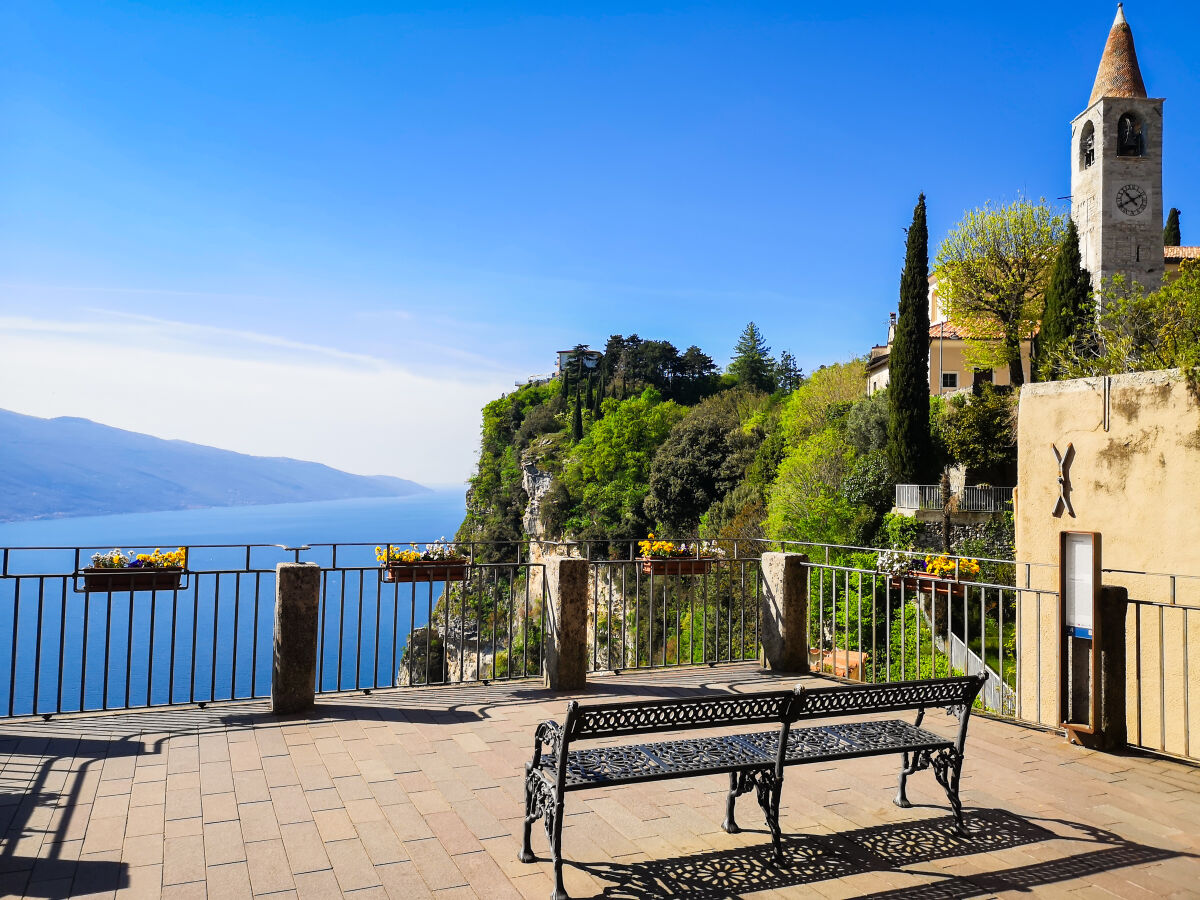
<box><xmin>381</xmin><ymin>561</ymin><xmax>469</xmax><ymax>584</ymax></box>
<box><xmin>888</xmin><ymin>573</ymin><xmax>967</xmax><ymax>600</ymax></box>
<box><xmin>637</xmin><ymin>558</ymin><xmax>715</xmax><ymax>577</ymax></box>
<box><xmin>81</xmin><ymin>567</ymin><xmax>185</xmax><ymax>593</ymax></box>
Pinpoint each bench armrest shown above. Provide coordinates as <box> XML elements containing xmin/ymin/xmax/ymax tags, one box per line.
<box><xmin>531</xmin><ymin>719</ymin><xmax>563</xmax><ymax>768</ymax></box>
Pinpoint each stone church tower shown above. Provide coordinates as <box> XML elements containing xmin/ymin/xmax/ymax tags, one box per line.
<box><xmin>1070</xmin><ymin>4</ymin><xmax>1164</xmax><ymax>295</ymax></box>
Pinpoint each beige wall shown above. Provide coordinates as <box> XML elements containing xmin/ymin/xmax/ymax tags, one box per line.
<box><xmin>927</xmin><ymin>338</ymin><xmax>1032</xmax><ymax>396</ymax></box>
<box><xmin>1014</xmin><ymin>369</ymin><xmax>1200</xmax><ymax>755</ymax></box>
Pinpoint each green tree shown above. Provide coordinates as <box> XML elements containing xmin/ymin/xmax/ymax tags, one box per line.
<box><xmin>1033</xmin><ymin>219</ymin><xmax>1093</xmax><ymax>380</ymax></box>
<box><xmin>773</xmin><ymin>350</ymin><xmax>804</xmax><ymax>393</ymax></box>
<box><xmin>780</xmin><ymin>359</ymin><xmax>866</xmax><ymax>443</ymax></box>
<box><xmin>585</xmin><ymin>373</ymin><xmax>594</xmax><ymax>412</ymax></box>
<box><xmin>1164</xmin><ymin>208</ymin><xmax>1181</xmax><ymax>246</ymax></box>
<box><xmin>643</xmin><ymin>392</ymin><xmax>757</xmax><ymax>534</ymax></box>
<box><xmin>845</xmin><ymin>390</ymin><xmax>890</xmax><ymax>456</ymax></box>
<box><xmin>940</xmin><ymin>384</ymin><xmax>1017</xmax><ymax>485</ymax></box>
<box><xmin>728</xmin><ymin>322</ymin><xmax>776</xmax><ymax>393</ymax></box>
<box><xmin>571</xmin><ymin>387</ymin><xmax>583</xmax><ymax>442</ymax></box>
<box><xmin>935</xmin><ymin>197</ymin><xmax>1067</xmax><ymax>386</ymax></box>
<box><xmin>563</xmin><ymin>389</ymin><xmax>687</xmax><ymax>536</ymax></box>
<box><xmin>887</xmin><ymin>193</ymin><xmax>936</xmax><ymax>482</ymax></box>
<box><xmin>1051</xmin><ymin>261</ymin><xmax>1200</xmax><ymax>382</ymax></box>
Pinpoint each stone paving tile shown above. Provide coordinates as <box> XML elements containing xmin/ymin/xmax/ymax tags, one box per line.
<box><xmin>4</xmin><ymin>665</ymin><xmax>1200</xmax><ymax>899</ymax></box>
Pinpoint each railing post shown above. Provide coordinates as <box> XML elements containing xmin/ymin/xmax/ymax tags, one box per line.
<box><xmin>544</xmin><ymin>556</ymin><xmax>588</xmax><ymax>690</ymax></box>
<box><xmin>272</xmin><ymin>562</ymin><xmax>321</xmax><ymax>714</ymax></box>
<box><xmin>759</xmin><ymin>552</ymin><xmax>810</xmax><ymax>673</ymax></box>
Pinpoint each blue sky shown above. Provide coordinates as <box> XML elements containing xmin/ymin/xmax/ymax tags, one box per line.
<box><xmin>3</xmin><ymin>1</ymin><xmax>1198</xmax><ymax>483</ymax></box>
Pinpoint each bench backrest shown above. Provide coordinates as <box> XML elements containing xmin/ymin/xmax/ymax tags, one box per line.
<box><xmin>567</xmin><ymin>690</ymin><xmax>796</xmax><ymax>741</ymax></box>
<box><xmin>794</xmin><ymin>673</ymin><xmax>986</xmax><ymax>721</ymax></box>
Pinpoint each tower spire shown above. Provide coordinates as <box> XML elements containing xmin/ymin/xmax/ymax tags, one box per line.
<box><xmin>1089</xmin><ymin>3</ymin><xmax>1148</xmax><ymax>105</ymax></box>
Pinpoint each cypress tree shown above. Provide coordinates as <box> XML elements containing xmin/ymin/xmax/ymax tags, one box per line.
<box><xmin>593</xmin><ymin>372</ymin><xmax>605</xmax><ymax>417</ymax></box>
<box><xmin>585</xmin><ymin>373</ymin><xmax>594</xmax><ymax>413</ymax></box>
<box><xmin>1034</xmin><ymin>219</ymin><xmax>1092</xmax><ymax>380</ymax></box>
<box><xmin>886</xmin><ymin>193</ymin><xmax>934</xmax><ymax>483</ymax></box>
<box><xmin>1164</xmin><ymin>208</ymin><xmax>1181</xmax><ymax>246</ymax></box>
<box><xmin>559</xmin><ymin>370</ymin><xmax>569</xmax><ymax>401</ymax></box>
<box><xmin>571</xmin><ymin>388</ymin><xmax>583</xmax><ymax>442</ymax></box>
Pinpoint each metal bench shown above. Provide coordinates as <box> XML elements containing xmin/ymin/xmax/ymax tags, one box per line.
<box><xmin>520</xmin><ymin>690</ymin><xmax>799</xmax><ymax>899</ymax></box>
<box><xmin>723</xmin><ymin>673</ymin><xmax>987</xmax><ymax>837</ymax></box>
<box><xmin>519</xmin><ymin>673</ymin><xmax>987</xmax><ymax>900</ymax></box>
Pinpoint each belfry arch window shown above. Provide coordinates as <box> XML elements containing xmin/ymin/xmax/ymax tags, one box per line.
<box><xmin>1117</xmin><ymin>113</ymin><xmax>1145</xmax><ymax>157</ymax></box>
<box><xmin>1080</xmin><ymin>121</ymin><xmax>1095</xmax><ymax>169</ymax></box>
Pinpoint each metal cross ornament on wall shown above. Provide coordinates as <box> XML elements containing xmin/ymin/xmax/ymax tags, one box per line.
<box><xmin>1052</xmin><ymin>442</ymin><xmax>1075</xmax><ymax>518</ymax></box>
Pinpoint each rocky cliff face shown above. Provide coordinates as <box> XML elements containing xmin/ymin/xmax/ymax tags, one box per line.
<box><xmin>521</xmin><ymin>456</ymin><xmax>555</xmax><ymax>538</ymax></box>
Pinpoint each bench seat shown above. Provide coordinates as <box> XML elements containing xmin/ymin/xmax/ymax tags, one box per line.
<box><xmin>539</xmin><ymin>719</ymin><xmax>953</xmax><ymax>789</ymax></box>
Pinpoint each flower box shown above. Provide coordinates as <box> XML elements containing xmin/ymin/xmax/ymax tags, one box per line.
<box><xmin>82</xmin><ymin>567</ymin><xmax>184</xmax><ymax>593</ymax></box>
<box><xmin>638</xmin><ymin>557</ymin><xmax>715</xmax><ymax>577</ymax></box>
<box><xmin>888</xmin><ymin>573</ymin><xmax>967</xmax><ymax>600</ymax></box>
<box><xmin>381</xmin><ymin>561</ymin><xmax>469</xmax><ymax>584</ymax></box>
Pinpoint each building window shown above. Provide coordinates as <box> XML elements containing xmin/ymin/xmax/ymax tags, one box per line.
<box><xmin>1117</xmin><ymin>113</ymin><xmax>1145</xmax><ymax>157</ymax></box>
<box><xmin>941</xmin><ymin>372</ymin><xmax>958</xmax><ymax>390</ymax></box>
<box><xmin>1080</xmin><ymin>121</ymin><xmax>1095</xmax><ymax>169</ymax></box>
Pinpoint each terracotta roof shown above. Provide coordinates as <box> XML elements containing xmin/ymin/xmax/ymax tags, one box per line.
<box><xmin>1089</xmin><ymin>4</ymin><xmax>1147</xmax><ymax>105</ymax></box>
<box><xmin>1165</xmin><ymin>246</ymin><xmax>1200</xmax><ymax>261</ymax></box>
<box><xmin>929</xmin><ymin>322</ymin><xmax>966</xmax><ymax>340</ymax></box>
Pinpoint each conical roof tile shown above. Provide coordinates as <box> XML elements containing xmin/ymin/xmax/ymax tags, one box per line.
<box><xmin>1089</xmin><ymin>4</ymin><xmax>1148</xmax><ymax>105</ymax></box>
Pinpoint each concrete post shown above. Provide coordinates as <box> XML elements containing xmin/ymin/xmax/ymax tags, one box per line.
<box><xmin>272</xmin><ymin>563</ymin><xmax>321</xmax><ymax>714</ymax></box>
<box><xmin>759</xmin><ymin>552</ymin><xmax>810</xmax><ymax>673</ymax></box>
<box><xmin>543</xmin><ymin>556</ymin><xmax>588</xmax><ymax>690</ymax></box>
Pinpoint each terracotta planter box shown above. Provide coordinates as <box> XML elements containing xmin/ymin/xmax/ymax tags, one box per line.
<box><xmin>888</xmin><ymin>574</ymin><xmax>967</xmax><ymax>600</ymax></box>
<box><xmin>638</xmin><ymin>558</ymin><xmax>715</xmax><ymax>577</ymax></box>
<box><xmin>82</xmin><ymin>567</ymin><xmax>184</xmax><ymax>593</ymax></box>
<box><xmin>381</xmin><ymin>561</ymin><xmax>469</xmax><ymax>584</ymax></box>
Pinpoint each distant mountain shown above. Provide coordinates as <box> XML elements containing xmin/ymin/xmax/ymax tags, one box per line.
<box><xmin>0</xmin><ymin>409</ymin><xmax>429</xmax><ymax>522</ymax></box>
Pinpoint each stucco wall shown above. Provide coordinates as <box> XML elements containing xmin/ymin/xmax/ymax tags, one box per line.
<box><xmin>1014</xmin><ymin>369</ymin><xmax>1200</xmax><ymax>753</ymax></box>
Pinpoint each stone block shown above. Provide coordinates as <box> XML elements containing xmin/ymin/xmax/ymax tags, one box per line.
<box><xmin>272</xmin><ymin>563</ymin><xmax>321</xmax><ymax>714</ymax></box>
<box><xmin>544</xmin><ymin>557</ymin><xmax>588</xmax><ymax>690</ymax></box>
<box><xmin>759</xmin><ymin>552</ymin><xmax>809</xmax><ymax>673</ymax></box>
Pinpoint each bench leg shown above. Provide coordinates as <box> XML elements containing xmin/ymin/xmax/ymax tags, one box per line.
<box><xmin>752</xmin><ymin>772</ymin><xmax>784</xmax><ymax>863</ymax></box>
<box><xmin>519</xmin><ymin>766</ymin><xmax>539</xmax><ymax>863</ymax></box>
<box><xmin>722</xmin><ymin>772</ymin><xmax>743</xmax><ymax>834</ymax></box>
<box><xmin>550</xmin><ymin>799</ymin><xmax>568</xmax><ymax>900</ymax></box>
<box><xmin>931</xmin><ymin>748</ymin><xmax>965</xmax><ymax>834</ymax></box>
<box><xmin>894</xmin><ymin>750</ymin><xmax>927</xmax><ymax>809</ymax></box>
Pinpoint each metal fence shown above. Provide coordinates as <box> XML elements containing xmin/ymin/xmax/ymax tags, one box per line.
<box><xmin>804</xmin><ymin>560</ymin><xmax>1057</xmax><ymax>719</ymax></box>
<box><xmin>584</xmin><ymin>555</ymin><xmax>762</xmax><ymax>673</ymax></box>
<box><xmin>894</xmin><ymin>484</ymin><xmax>1014</xmax><ymax>513</ymax></box>
<box><xmin>0</xmin><ymin>542</ymin><xmax>548</xmax><ymax>718</ymax></box>
<box><xmin>0</xmin><ymin>545</ymin><xmax>288</xmax><ymax>718</ymax></box>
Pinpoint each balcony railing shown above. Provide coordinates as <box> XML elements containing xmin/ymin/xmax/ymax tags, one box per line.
<box><xmin>895</xmin><ymin>484</ymin><xmax>1014</xmax><ymax>513</ymax></box>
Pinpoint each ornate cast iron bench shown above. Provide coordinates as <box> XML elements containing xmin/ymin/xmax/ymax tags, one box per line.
<box><xmin>520</xmin><ymin>673</ymin><xmax>986</xmax><ymax>900</ymax></box>
<box><xmin>521</xmin><ymin>690</ymin><xmax>799</xmax><ymax>900</ymax></box>
<box><xmin>723</xmin><ymin>673</ymin><xmax>988</xmax><ymax>837</ymax></box>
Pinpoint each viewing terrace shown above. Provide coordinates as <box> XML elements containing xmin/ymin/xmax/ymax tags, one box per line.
<box><xmin>2</xmin><ymin>666</ymin><xmax>1198</xmax><ymax>898</ymax></box>
<box><xmin>0</xmin><ymin>541</ymin><xmax>1196</xmax><ymax>897</ymax></box>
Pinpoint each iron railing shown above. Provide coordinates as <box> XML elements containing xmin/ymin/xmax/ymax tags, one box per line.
<box><xmin>0</xmin><ymin>544</ymin><xmax>292</xmax><ymax>718</ymax></box>
<box><xmin>894</xmin><ymin>484</ymin><xmax>1014</xmax><ymax>513</ymax></box>
<box><xmin>584</xmin><ymin>555</ymin><xmax>761</xmax><ymax>673</ymax></box>
<box><xmin>0</xmin><ymin>541</ymin><xmax>548</xmax><ymax>718</ymax></box>
<box><xmin>804</xmin><ymin>561</ymin><xmax>1056</xmax><ymax>719</ymax></box>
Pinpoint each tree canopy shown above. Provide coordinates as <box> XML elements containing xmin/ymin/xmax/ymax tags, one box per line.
<box><xmin>728</xmin><ymin>322</ymin><xmax>776</xmax><ymax>393</ymax></box>
<box><xmin>934</xmin><ymin>198</ymin><xmax>1067</xmax><ymax>385</ymax></box>
<box><xmin>1033</xmin><ymin>218</ymin><xmax>1093</xmax><ymax>381</ymax></box>
<box><xmin>1164</xmin><ymin>208</ymin><xmax>1181</xmax><ymax>247</ymax></box>
<box><xmin>887</xmin><ymin>193</ymin><xmax>935</xmax><ymax>482</ymax></box>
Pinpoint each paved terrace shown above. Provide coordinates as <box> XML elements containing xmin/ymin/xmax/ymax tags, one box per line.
<box><xmin>1</xmin><ymin>665</ymin><xmax>1197</xmax><ymax>900</ymax></box>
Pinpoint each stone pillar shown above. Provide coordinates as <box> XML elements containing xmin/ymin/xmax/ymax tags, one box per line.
<box><xmin>544</xmin><ymin>556</ymin><xmax>588</xmax><ymax>690</ymax></box>
<box><xmin>272</xmin><ymin>563</ymin><xmax>321</xmax><ymax>714</ymax></box>
<box><xmin>759</xmin><ymin>552</ymin><xmax>810</xmax><ymax>673</ymax></box>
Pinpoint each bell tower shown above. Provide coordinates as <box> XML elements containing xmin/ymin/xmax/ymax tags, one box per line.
<box><xmin>1070</xmin><ymin>4</ymin><xmax>1164</xmax><ymax>297</ymax></box>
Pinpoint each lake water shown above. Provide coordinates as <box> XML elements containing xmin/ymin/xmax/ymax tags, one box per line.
<box><xmin>0</xmin><ymin>492</ymin><xmax>469</xmax><ymax>716</ymax></box>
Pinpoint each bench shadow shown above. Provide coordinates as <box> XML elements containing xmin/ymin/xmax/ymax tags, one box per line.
<box><xmin>572</xmin><ymin>809</ymin><xmax>1183</xmax><ymax>900</ymax></box>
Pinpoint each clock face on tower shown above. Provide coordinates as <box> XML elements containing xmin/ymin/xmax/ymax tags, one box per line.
<box><xmin>1115</xmin><ymin>183</ymin><xmax>1148</xmax><ymax>216</ymax></box>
